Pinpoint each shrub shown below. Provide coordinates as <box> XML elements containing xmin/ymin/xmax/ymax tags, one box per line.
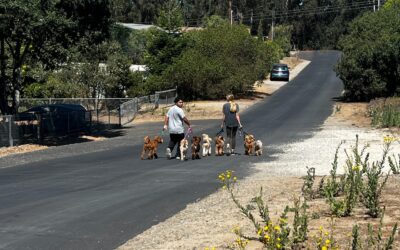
<box><xmin>369</xmin><ymin>98</ymin><xmax>400</xmax><ymax>128</ymax></box>
<box><xmin>335</xmin><ymin>5</ymin><xmax>400</xmax><ymax>101</ymax></box>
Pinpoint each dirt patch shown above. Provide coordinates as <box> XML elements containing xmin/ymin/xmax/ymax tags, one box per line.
<box><xmin>0</xmin><ymin>144</ymin><xmax>48</xmax><ymax>158</ymax></box>
<box><xmin>330</xmin><ymin>102</ymin><xmax>371</xmax><ymax>127</ymax></box>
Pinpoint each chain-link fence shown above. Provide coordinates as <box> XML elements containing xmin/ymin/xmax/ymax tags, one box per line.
<box><xmin>120</xmin><ymin>88</ymin><xmax>177</xmax><ymax>125</ymax></box>
<box><xmin>1</xmin><ymin>88</ymin><xmax>177</xmax><ymax>147</ymax></box>
<box><xmin>16</xmin><ymin>88</ymin><xmax>177</xmax><ymax>128</ymax></box>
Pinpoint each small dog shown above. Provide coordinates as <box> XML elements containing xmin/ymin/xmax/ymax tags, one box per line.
<box><xmin>202</xmin><ymin>134</ymin><xmax>212</xmax><ymax>157</ymax></box>
<box><xmin>244</xmin><ymin>134</ymin><xmax>255</xmax><ymax>155</ymax></box>
<box><xmin>191</xmin><ymin>136</ymin><xmax>201</xmax><ymax>160</ymax></box>
<box><xmin>180</xmin><ymin>138</ymin><xmax>189</xmax><ymax>161</ymax></box>
<box><xmin>226</xmin><ymin>143</ymin><xmax>231</xmax><ymax>155</ymax></box>
<box><xmin>215</xmin><ymin>135</ymin><xmax>225</xmax><ymax>156</ymax></box>
<box><xmin>141</xmin><ymin>135</ymin><xmax>163</xmax><ymax>160</ymax></box>
<box><xmin>254</xmin><ymin>140</ymin><xmax>263</xmax><ymax>156</ymax></box>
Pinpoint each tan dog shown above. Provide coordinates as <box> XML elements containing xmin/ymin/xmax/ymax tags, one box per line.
<box><xmin>244</xmin><ymin>134</ymin><xmax>255</xmax><ymax>155</ymax></box>
<box><xmin>141</xmin><ymin>135</ymin><xmax>163</xmax><ymax>160</ymax></box>
<box><xmin>180</xmin><ymin>138</ymin><xmax>189</xmax><ymax>161</ymax></box>
<box><xmin>191</xmin><ymin>136</ymin><xmax>201</xmax><ymax>160</ymax></box>
<box><xmin>215</xmin><ymin>135</ymin><xmax>225</xmax><ymax>156</ymax></box>
<box><xmin>202</xmin><ymin>134</ymin><xmax>212</xmax><ymax>157</ymax></box>
<box><xmin>254</xmin><ymin>140</ymin><xmax>263</xmax><ymax>156</ymax></box>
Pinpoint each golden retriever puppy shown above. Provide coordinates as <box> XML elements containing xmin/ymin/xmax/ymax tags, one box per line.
<box><xmin>202</xmin><ymin>134</ymin><xmax>212</xmax><ymax>157</ymax></box>
<box><xmin>141</xmin><ymin>136</ymin><xmax>152</xmax><ymax>160</ymax></box>
<box><xmin>254</xmin><ymin>140</ymin><xmax>263</xmax><ymax>156</ymax></box>
<box><xmin>215</xmin><ymin>135</ymin><xmax>225</xmax><ymax>156</ymax></box>
<box><xmin>141</xmin><ymin>135</ymin><xmax>163</xmax><ymax>160</ymax></box>
<box><xmin>180</xmin><ymin>138</ymin><xmax>189</xmax><ymax>161</ymax></box>
<box><xmin>150</xmin><ymin>135</ymin><xmax>163</xmax><ymax>159</ymax></box>
<box><xmin>191</xmin><ymin>136</ymin><xmax>201</xmax><ymax>160</ymax></box>
<box><xmin>244</xmin><ymin>134</ymin><xmax>255</xmax><ymax>155</ymax></box>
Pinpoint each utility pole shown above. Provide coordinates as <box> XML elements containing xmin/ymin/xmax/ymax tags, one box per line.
<box><xmin>271</xmin><ymin>10</ymin><xmax>275</xmax><ymax>41</ymax></box>
<box><xmin>229</xmin><ymin>0</ymin><xmax>233</xmax><ymax>26</ymax></box>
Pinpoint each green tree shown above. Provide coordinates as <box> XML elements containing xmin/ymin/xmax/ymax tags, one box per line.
<box><xmin>0</xmin><ymin>0</ymin><xmax>73</xmax><ymax>114</ymax></box>
<box><xmin>156</xmin><ymin>0</ymin><xmax>184</xmax><ymax>33</ymax></box>
<box><xmin>158</xmin><ymin>23</ymin><xmax>280</xmax><ymax>100</ymax></box>
<box><xmin>273</xmin><ymin>24</ymin><xmax>293</xmax><ymax>55</ymax></box>
<box><xmin>336</xmin><ymin>4</ymin><xmax>400</xmax><ymax>101</ymax></box>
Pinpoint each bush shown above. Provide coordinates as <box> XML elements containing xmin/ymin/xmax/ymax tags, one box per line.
<box><xmin>160</xmin><ymin>24</ymin><xmax>280</xmax><ymax>100</ymax></box>
<box><xmin>335</xmin><ymin>5</ymin><xmax>400</xmax><ymax>101</ymax></box>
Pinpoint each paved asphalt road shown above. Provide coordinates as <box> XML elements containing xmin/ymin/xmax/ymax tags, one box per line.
<box><xmin>0</xmin><ymin>51</ymin><xmax>343</xmax><ymax>250</ymax></box>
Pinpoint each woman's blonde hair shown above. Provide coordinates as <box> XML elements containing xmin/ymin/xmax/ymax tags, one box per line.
<box><xmin>226</xmin><ymin>94</ymin><xmax>237</xmax><ymax>112</ymax></box>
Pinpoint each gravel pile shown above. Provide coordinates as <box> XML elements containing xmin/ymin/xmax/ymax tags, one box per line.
<box><xmin>254</xmin><ymin>119</ymin><xmax>398</xmax><ymax>178</ymax></box>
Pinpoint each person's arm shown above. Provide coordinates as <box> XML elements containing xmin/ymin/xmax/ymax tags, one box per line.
<box><xmin>183</xmin><ymin>117</ymin><xmax>191</xmax><ymax>127</ymax></box>
<box><xmin>236</xmin><ymin>113</ymin><xmax>242</xmax><ymax>128</ymax></box>
<box><xmin>163</xmin><ymin>115</ymin><xmax>169</xmax><ymax>130</ymax></box>
<box><xmin>236</xmin><ymin>104</ymin><xmax>242</xmax><ymax>128</ymax></box>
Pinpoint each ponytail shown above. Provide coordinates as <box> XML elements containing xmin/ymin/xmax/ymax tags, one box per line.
<box><xmin>229</xmin><ymin>101</ymin><xmax>237</xmax><ymax>112</ymax></box>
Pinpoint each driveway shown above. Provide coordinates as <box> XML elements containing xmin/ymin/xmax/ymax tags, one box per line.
<box><xmin>0</xmin><ymin>51</ymin><xmax>343</xmax><ymax>250</ymax></box>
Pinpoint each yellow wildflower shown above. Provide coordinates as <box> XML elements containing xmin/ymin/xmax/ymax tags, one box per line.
<box><xmin>257</xmin><ymin>229</ymin><xmax>262</xmax><ymax>236</ymax></box>
<box><xmin>384</xmin><ymin>136</ymin><xmax>395</xmax><ymax>143</ymax></box>
<box><xmin>319</xmin><ymin>226</ymin><xmax>323</xmax><ymax>231</ymax></box>
<box><xmin>325</xmin><ymin>239</ymin><xmax>331</xmax><ymax>245</ymax></box>
<box><xmin>277</xmin><ymin>237</ymin><xmax>281</xmax><ymax>242</ymax></box>
<box><xmin>274</xmin><ymin>225</ymin><xmax>281</xmax><ymax>231</ymax></box>
<box><xmin>233</xmin><ymin>176</ymin><xmax>237</xmax><ymax>181</ymax></box>
<box><xmin>264</xmin><ymin>234</ymin><xmax>270</xmax><ymax>240</ymax></box>
<box><xmin>264</xmin><ymin>225</ymin><xmax>269</xmax><ymax>231</ymax></box>
<box><xmin>352</xmin><ymin>165</ymin><xmax>361</xmax><ymax>172</ymax></box>
<box><xmin>276</xmin><ymin>243</ymin><xmax>282</xmax><ymax>249</ymax></box>
<box><xmin>321</xmin><ymin>246</ymin><xmax>328</xmax><ymax>250</ymax></box>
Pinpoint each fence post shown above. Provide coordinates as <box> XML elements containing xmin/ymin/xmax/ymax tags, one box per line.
<box><xmin>118</xmin><ymin>104</ymin><xmax>122</xmax><ymax>128</ymax></box>
<box><xmin>7</xmin><ymin>115</ymin><xmax>13</xmax><ymax>147</ymax></box>
<box><xmin>36</xmin><ymin>114</ymin><xmax>43</xmax><ymax>144</ymax></box>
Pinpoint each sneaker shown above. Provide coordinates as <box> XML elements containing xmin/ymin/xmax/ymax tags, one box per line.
<box><xmin>176</xmin><ymin>156</ymin><xmax>180</xmax><ymax>160</ymax></box>
<box><xmin>166</xmin><ymin>148</ymin><xmax>171</xmax><ymax>159</ymax></box>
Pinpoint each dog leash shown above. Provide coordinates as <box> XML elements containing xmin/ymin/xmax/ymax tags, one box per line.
<box><xmin>216</xmin><ymin>128</ymin><xmax>224</xmax><ymax>136</ymax></box>
<box><xmin>238</xmin><ymin>127</ymin><xmax>249</xmax><ymax>137</ymax></box>
<box><xmin>184</xmin><ymin>127</ymin><xmax>193</xmax><ymax>139</ymax></box>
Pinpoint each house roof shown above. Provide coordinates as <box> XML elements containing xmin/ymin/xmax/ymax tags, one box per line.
<box><xmin>116</xmin><ymin>22</ymin><xmax>157</xmax><ymax>30</ymax></box>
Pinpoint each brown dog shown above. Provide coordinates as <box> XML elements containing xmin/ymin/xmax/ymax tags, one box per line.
<box><xmin>191</xmin><ymin>136</ymin><xmax>201</xmax><ymax>160</ymax></box>
<box><xmin>215</xmin><ymin>135</ymin><xmax>225</xmax><ymax>156</ymax></box>
<box><xmin>141</xmin><ymin>135</ymin><xmax>163</xmax><ymax>160</ymax></box>
<box><xmin>244</xmin><ymin>134</ymin><xmax>255</xmax><ymax>155</ymax></box>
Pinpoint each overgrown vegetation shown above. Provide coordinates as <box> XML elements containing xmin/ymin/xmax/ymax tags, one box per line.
<box><xmin>369</xmin><ymin>98</ymin><xmax>400</xmax><ymax>128</ymax></box>
<box><xmin>336</xmin><ymin>3</ymin><xmax>400</xmax><ymax>101</ymax></box>
<box><xmin>217</xmin><ymin>135</ymin><xmax>400</xmax><ymax>249</ymax></box>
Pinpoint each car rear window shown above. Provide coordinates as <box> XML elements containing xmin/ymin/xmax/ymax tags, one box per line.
<box><xmin>273</xmin><ymin>66</ymin><xmax>288</xmax><ymax>71</ymax></box>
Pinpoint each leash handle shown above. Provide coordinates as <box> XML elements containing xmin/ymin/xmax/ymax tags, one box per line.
<box><xmin>185</xmin><ymin>127</ymin><xmax>193</xmax><ymax>138</ymax></box>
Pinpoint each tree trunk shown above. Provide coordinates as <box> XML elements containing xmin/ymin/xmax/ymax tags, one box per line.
<box><xmin>0</xmin><ymin>37</ymin><xmax>8</xmax><ymax>115</ymax></box>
